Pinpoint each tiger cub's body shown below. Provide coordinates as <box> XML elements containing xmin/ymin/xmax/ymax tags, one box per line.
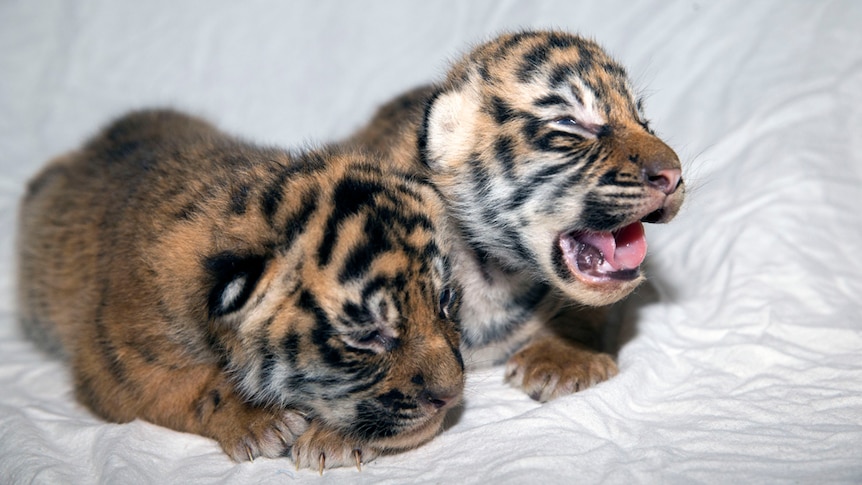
<box><xmin>18</xmin><ymin>109</ymin><xmax>464</xmax><ymax>470</ymax></box>
<box><xmin>349</xmin><ymin>31</ymin><xmax>685</xmax><ymax>401</ymax></box>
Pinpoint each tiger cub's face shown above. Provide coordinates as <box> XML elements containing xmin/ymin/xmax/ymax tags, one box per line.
<box><xmin>160</xmin><ymin>155</ymin><xmax>464</xmax><ymax>451</ymax></box>
<box><xmin>424</xmin><ymin>31</ymin><xmax>685</xmax><ymax>306</ymax></box>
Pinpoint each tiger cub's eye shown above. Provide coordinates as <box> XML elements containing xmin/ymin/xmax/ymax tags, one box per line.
<box><xmin>347</xmin><ymin>329</ymin><xmax>398</xmax><ymax>353</ymax></box>
<box><xmin>552</xmin><ymin>117</ymin><xmax>579</xmax><ymax>127</ymax></box>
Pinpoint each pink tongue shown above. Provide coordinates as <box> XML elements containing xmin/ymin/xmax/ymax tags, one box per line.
<box><xmin>578</xmin><ymin>222</ymin><xmax>647</xmax><ymax>270</ymax></box>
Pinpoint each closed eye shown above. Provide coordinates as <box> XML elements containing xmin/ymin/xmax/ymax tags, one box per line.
<box><xmin>344</xmin><ymin>328</ymin><xmax>398</xmax><ymax>353</ymax></box>
<box><xmin>552</xmin><ymin>117</ymin><xmax>579</xmax><ymax>127</ymax></box>
<box><xmin>549</xmin><ymin>117</ymin><xmax>603</xmax><ymax>137</ymax></box>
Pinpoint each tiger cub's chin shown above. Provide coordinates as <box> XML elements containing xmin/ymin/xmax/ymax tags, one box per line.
<box><xmin>349</xmin><ymin>30</ymin><xmax>685</xmax><ymax>400</ymax></box>
<box><xmin>18</xmin><ymin>109</ymin><xmax>464</xmax><ymax>470</ymax></box>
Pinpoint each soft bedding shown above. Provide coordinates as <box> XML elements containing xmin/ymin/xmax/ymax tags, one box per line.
<box><xmin>1</xmin><ymin>1</ymin><xmax>861</xmax><ymax>483</ymax></box>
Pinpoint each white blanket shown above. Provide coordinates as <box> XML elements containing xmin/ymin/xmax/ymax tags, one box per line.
<box><xmin>2</xmin><ymin>1</ymin><xmax>861</xmax><ymax>483</ymax></box>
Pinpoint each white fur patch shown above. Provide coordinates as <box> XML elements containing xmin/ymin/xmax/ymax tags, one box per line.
<box><xmin>567</xmin><ymin>77</ymin><xmax>605</xmax><ymax>128</ymax></box>
<box><xmin>427</xmin><ymin>88</ymin><xmax>480</xmax><ymax>169</ymax></box>
<box><xmin>220</xmin><ymin>275</ymin><xmax>247</xmax><ymax>311</ymax></box>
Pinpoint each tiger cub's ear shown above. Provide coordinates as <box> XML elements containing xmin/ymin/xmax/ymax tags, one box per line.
<box><xmin>205</xmin><ymin>252</ymin><xmax>268</xmax><ymax>318</ymax></box>
<box><xmin>425</xmin><ymin>87</ymin><xmax>480</xmax><ymax>171</ymax></box>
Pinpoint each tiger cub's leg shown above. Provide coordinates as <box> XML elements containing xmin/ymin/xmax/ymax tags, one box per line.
<box><xmin>190</xmin><ymin>373</ymin><xmax>309</xmax><ymax>461</ymax></box>
<box><xmin>72</xmin><ymin>350</ymin><xmax>307</xmax><ymax>461</ymax></box>
<box><xmin>291</xmin><ymin>421</ymin><xmax>381</xmax><ymax>472</ymax></box>
<box><xmin>504</xmin><ymin>306</ymin><xmax>618</xmax><ymax>402</ymax></box>
<box><xmin>504</xmin><ymin>337</ymin><xmax>618</xmax><ymax>402</ymax></box>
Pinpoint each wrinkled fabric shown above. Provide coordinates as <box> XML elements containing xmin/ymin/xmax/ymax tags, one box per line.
<box><xmin>1</xmin><ymin>1</ymin><xmax>861</xmax><ymax>483</ymax></box>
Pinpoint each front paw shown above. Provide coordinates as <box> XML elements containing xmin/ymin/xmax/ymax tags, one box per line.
<box><xmin>504</xmin><ymin>336</ymin><xmax>618</xmax><ymax>402</ymax></box>
<box><xmin>216</xmin><ymin>406</ymin><xmax>309</xmax><ymax>462</ymax></box>
<box><xmin>291</xmin><ymin>421</ymin><xmax>380</xmax><ymax>473</ymax></box>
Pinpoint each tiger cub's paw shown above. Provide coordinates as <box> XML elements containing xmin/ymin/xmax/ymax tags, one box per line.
<box><xmin>291</xmin><ymin>421</ymin><xmax>380</xmax><ymax>473</ymax></box>
<box><xmin>505</xmin><ymin>336</ymin><xmax>618</xmax><ymax>402</ymax></box>
<box><xmin>216</xmin><ymin>406</ymin><xmax>309</xmax><ymax>462</ymax></box>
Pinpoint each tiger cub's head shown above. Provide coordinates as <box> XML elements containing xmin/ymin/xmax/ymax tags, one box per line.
<box><xmin>422</xmin><ymin>30</ymin><xmax>684</xmax><ymax>306</ymax></box>
<box><xmin>159</xmin><ymin>150</ymin><xmax>464</xmax><ymax>452</ymax></box>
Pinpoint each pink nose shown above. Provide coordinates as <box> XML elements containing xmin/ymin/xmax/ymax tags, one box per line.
<box><xmin>646</xmin><ymin>167</ymin><xmax>682</xmax><ymax>195</ymax></box>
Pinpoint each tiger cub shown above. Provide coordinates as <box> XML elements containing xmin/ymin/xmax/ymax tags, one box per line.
<box><xmin>348</xmin><ymin>30</ymin><xmax>684</xmax><ymax>402</ymax></box>
<box><xmin>18</xmin><ymin>109</ymin><xmax>464</xmax><ymax>471</ymax></box>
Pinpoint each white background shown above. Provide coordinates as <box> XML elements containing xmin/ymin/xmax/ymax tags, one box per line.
<box><xmin>1</xmin><ymin>1</ymin><xmax>861</xmax><ymax>483</ymax></box>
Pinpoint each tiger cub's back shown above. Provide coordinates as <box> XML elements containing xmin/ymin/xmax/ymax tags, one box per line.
<box><xmin>18</xmin><ymin>112</ymin><xmax>220</xmax><ymax>357</ymax></box>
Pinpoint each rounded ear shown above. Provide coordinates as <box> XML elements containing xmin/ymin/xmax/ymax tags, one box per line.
<box><xmin>205</xmin><ymin>252</ymin><xmax>268</xmax><ymax>318</ymax></box>
<box><xmin>425</xmin><ymin>87</ymin><xmax>480</xmax><ymax>170</ymax></box>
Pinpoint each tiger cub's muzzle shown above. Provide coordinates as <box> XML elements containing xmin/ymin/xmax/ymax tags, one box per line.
<box><xmin>558</xmin><ymin>129</ymin><xmax>685</xmax><ymax>289</ymax></box>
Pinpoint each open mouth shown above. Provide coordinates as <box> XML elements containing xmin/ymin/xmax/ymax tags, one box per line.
<box><xmin>559</xmin><ymin>221</ymin><xmax>647</xmax><ymax>283</ymax></box>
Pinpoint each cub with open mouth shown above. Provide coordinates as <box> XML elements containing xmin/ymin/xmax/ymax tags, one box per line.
<box><xmin>349</xmin><ymin>30</ymin><xmax>684</xmax><ymax>401</ymax></box>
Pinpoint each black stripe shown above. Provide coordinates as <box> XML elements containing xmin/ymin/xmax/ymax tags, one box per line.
<box><xmin>547</xmin><ymin>32</ymin><xmax>583</xmax><ymax>49</ymax></box>
<box><xmin>528</xmin><ymin>160</ymin><xmax>574</xmax><ymax>185</ymax></box>
<box><xmin>386</xmin><ymin>179</ymin><xmax>429</xmax><ymax>205</ymax></box>
<box><xmin>338</xmin><ymin>217</ymin><xmax>393</xmax><ymax>282</ymax></box>
<box><xmin>230</xmin><ymin>184</ymin><xmax>251</xmax><ymax>215</ymax></box>
<box><xmin>521</xmin><ymin>113</ymin><xmax>544</xmax><ymax>143</ymax></box>
<box><xmin>576</xmin><ymin>42</ymin><xmax>597</xmax><ymax>70</ymax></box>
<box><xmin>340</xmin><ymin>367</ymin><xmax>387</xmax><ymax>395</ymax></box>
<box><xmin>353</xmin><ymin>401</ymin><xmax>399</xmax><ymax>440</ymax></box>
<box><xmin>487</xmin><ymin>30</ymin><xmax>544</xmax><ymax>62</ymax></box>
<box><xmin>533</xmin><ymin>94</ymin><xmax>569</xmax><ymax>108</ymax></box>
<box><xmin>280</xmin><ymin>332</ymin><xmax>300</xmax><ymax>368</ymax></box>
<box><xmin>489</xmin><ymin>96</ymin><xmax>515</xmax><ymax>124</ymax></box>
<box><xmin>260</xmin><ymin>171</ymin><xmax>289</xmax><ymax>224</ymax></box>
<box><xmin>502</xmin><ymin>226</ymin><xmax>537</xmax><ymax>268</ymax></box>
<box><xmin>532</xmin><ymin>130</ymin><xmax>586</xmax><ymax>153</ymax></box>
<box><xmin>517</xmin><ymin>44</ymin><xmax>551</xmax><ymax>82</ymax></box>
<box><xmin>569</xmin><ymin>83</ymin><xmax>585</xmax><ymax>106</ymax></box>
<box><xmin>598</xmin><ymin>170</ymin><xmax>641</xmax><ymax>187</ymax></box>
<box><xmin>300</xmin><ymin>290</ymin><xmax>345</xmax><ymax>368</ymax></box>
<box><xmin>377</xmin><ymin>389</ymin><xmax>417</xmax><ymax>412</ymax></box>
<box><xmin>494</xmin><ymin>136</ymin><xmax>517</xmax><ymax>181</ymax></box>
<box><xmin>175</xmin><ymin>201</ymin><xmax>199</xmax><ymax>220</ymax></box>
<box><xmin>547</xmin><ymin>162</ymin><xmax>589</xmax><ymax>201</ymax></box>
<box><xmin>318</xmin><ymin>179</ymin><xmax>385</xmax><ymax>267</ymax></box>
<box><xmin>360</xmin><ymin>275</ymin><xmax>392</xmax><ymax>301</ymax></box>
<box><xmin>259</xmin><ymin>345</ymin><xmax>278</xmax><ymax>392</ymax></box>
<box><xmin>578</xmin><ymin>196</ymin><xmax>630</xmax><ymax>231</ymax></box>
<box><xmin>507</xmin><ymin>180</ymin><xmax>538</xmax><ymax>210</ymax></box>
<box><xmin>422</xmin><ymin>240</ymin><xmax>441</xmax><ymax>265</ymax></box>
<box><xmin>477</xmin><ymin>61</ymin><xmax>492</xmax><ymax>83</ymax></box>
<box><xmin>377</xmin><ymin>204</ymin><xmax>435</xmax><ymax>233</ymax></box>
<box><xmin>552</xmin><ymin>241</ymin><xmax>575</xmax><ymax>282</ymax></box>
<box><xmin>602</xmin><ymin>61</ymin><xmax>628</xmax><ymax>79</ymax></box>
<box><xmin>549</xmin><ymin>64</ymin><xmax>575</xmax><ymax>87</ymax></box>
<box><xmin>283</xmin><ymin>187</ymin><xmax>319</xmax><ymax>247</ymax></box>
<box><xmin>468</xmin><ymin>156</ymin><xmax>493</xmax><ymax>198</ymax></box>
<box><xmin>450</xmin><ymin>336</ymin><xmax>465</xmax><ymax>371</ymax></box>
<box><xmin>606</xmin><ymin>193</ymin><xmax>643</xmax><ymax>200</ymax></box>
<box><xmin>342</xmin><ymin>301</ymin><xmax>372</xmax><ymax>325</ymax></box>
